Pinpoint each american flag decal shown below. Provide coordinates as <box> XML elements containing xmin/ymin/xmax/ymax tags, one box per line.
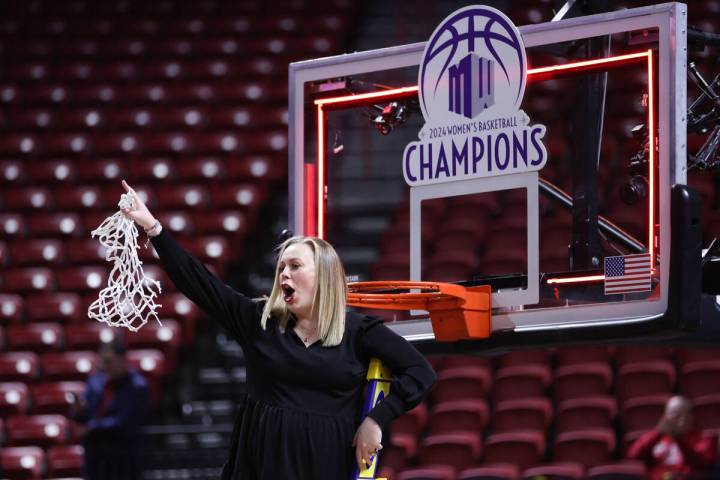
<box><xmin>604</xmin><ymin>253</ymin><xmax>651</xmax><ymax>295</ymax></box>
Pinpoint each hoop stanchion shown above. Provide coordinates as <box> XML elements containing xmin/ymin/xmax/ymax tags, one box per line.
<box><xmin>347</xmin><ymin>281</ymin><xmax>492</xmax><ymax>341</ymax></box>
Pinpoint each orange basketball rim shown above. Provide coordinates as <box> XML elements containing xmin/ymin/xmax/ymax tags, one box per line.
<box><xmin>347</xmin><ymin>281</ymin><xmax>492</xmax><ymax>342</ymax></box>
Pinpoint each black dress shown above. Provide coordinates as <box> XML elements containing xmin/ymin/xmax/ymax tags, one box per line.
<box><xmin>151</xmin><ymin>230</ymin><xmax>437</xmax><ymax>480</ymax></box>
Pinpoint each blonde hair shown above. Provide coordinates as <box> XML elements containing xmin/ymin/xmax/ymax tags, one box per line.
<box><xmin>260</xmin><ymin>236</ymin><xmax>347</xmax><ymax>347</ymax></box>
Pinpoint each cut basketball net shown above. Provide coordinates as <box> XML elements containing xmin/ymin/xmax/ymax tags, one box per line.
<box><xmin>87</xmin><ymin>193</ymin><xmax>162</xmax><ymax>332</ymax></box>
<box><xmin>347</xmin><ymin>281</ymin><xmax>492</xmax><ymax>341</ymax></box>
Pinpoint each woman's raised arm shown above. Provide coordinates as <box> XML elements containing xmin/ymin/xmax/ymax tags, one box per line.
<box><xmin>120</xmin><ymin>181</ymin><xmax>259</xmax><ymax>344</ymax></box>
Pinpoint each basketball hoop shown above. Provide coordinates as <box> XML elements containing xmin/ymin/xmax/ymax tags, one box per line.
<box><xmin>347</xmin><ymin>281</ymin><xmax>492</xmax><ymax>341</ymax></box>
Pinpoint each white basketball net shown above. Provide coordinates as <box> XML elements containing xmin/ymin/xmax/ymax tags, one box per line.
<box><xmin>88</xmin><ymin>193</ymin><xmax>162</xmax><ymax>331</ymax></box>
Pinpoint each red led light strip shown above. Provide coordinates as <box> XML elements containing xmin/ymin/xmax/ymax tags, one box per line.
<box><xmin>311</xmin><ymin>50</ymin><xmax>656</xmax><ymax>285</ymax></box>
<box><xmin>546</xmin><ymin>275</ymin><xmax>606</xmax><ymax>285</ymax></box>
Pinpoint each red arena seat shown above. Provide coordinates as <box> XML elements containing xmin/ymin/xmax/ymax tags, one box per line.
<box><xmin>125</xmin><ymin>319</ymin><xmax>181</xmax><ymax>368</ymax></box>
<box><xmin>156</xmin><ymin>292</ymin><xmax>202</xmax><ymax>344</ymax></box>
<box><xmin>24</xmin><ymin>293</ymin><xmax>82</xmax><ymax>323</ymax></box>
<box><xmin>0</xmin><ymin>213</ymin><xmax>27</xmax><ymax>238</ymax></box>
<box><xmin>499</xmin><ymin>349</ymin><xmax>551</xmax><ymax>367</ymax></box>
<box><xmin>46</xmin><ymin>444</ymin><xmax>84</xmax><ymax>478</ymax></box>
<box><xmin>431</xmin><ymin>366</ymin><xmax>492</xmax><ymax>404</ymax></box>
<box><xmin>0</xmin><ymin>352</ymin><xmax>40</xmax><ymax>382</ymax></box>
<box><xmin>397</xmin><ymin>465</ymin><xmax>455</xmax><ymax>480</ymax></box>
<box><xmin>9</xmin><ymin>239</ymin><xmax>65</xmax><ymax>266</ymax></box>
<box><xmin>126</xmin><ymin>349</ymin><xmax>165</xmax><ymax>406</ymax></box>
<box><xmin>1</xmin><ymin>160</ymin><xmax>26</xmax><ymax>184</ymax></box>
<box><xmin>30</xmin><ymin>381</ymin><xmax>85</xmax><ymax>415</ymax></box>
<box><xmin>555</xmin><ymin>346</ymin><xmax>612</xmax><ymax>366</ymax></box>
<box><xmin>209</xmin><ymin>183</ymin><xmax>265</xmax><ymax>209</ymax></box>
<box><xmin>5</xmin><ymin>414</ymin><xmax>71</xmax><ymax>447</ymax></box>
<box><xmin>616</xmin><ymin>361</ymin><xmax>676</xmax><ymax>403</ymax></box>
<box><xmin>65</xmin><ymin>238</ymin><xmax>107</xmax><ymax>264</ymax></box>
<box><xmin>128</xmin><ymin>157</ymin><xmax>178</xmax><ymax>181</ymax></box>
<box><xmin>620</xmin><ymin>394</ymin><xmax>671</xmax><ymax>436</ymax></box>
<box><xmin>0</xmin><ymin>446</ymin><xmax>45</xmax><ymax>480</ymax></box>
<box><xmin>483</xmin><ymin>431</ymin><xmax>545</xmax><ymax>471</ymax></box>
<box><xmin>64</xmin><ymin>323</ymin><xmax>118</xmax><ymax>350</ymax></box>
<box><xmin>429</xmin><ymin>399</ymin><xmax>489</xmax><ymax>435</ymax></box>
<box><xmin>6</xmin><ymin>323</ymin><xmax>64</xmax><ymax>352</ymax></box>
<box><xmin>2</xmin><ymin>267</ymin><xmax>55</xmax><ymax>293</ymax></box>
<box><xmin>40</xmin><ymin>351</ymin><xmax>98</xmax><ymax>381</ymax></box>
<box><xmin>554</xmin><ymin>429</ymin><xmax>616</xmax><ymax>469</ymax></box>
<box><xmin>676</xmin><ymin>347</ymin><xmax>720</xmax><ymax>364</ymax></box>
<box><xmin>556</xmin><ymin>396</ymin><xmax>617</xmax><ymax>434</ymax></box>
<box><xmin>2</xmin><ymin>186</ymin><xmax>53</xmax><ymax>210</ymax></box>
<box><xmin>380</xmin><ymin>432</ymin><xmax>416</xmax><ymax>472</ymax></box>
<box><xmin>0</xmin><ymin>382</ymin><xmax>30</xmax><ymax>416</ymax></box>
<box><xmin>554</xmin><ymin>362</ymin><xmax>613</xmax><ymax>402</ymax></box>
<box><xmin>390</xmin><ymin>402</ymin><xmax>428</xmax><ymax>438</ymax></box>
<box><xmin>55</xmin><ymin>266</ymin><xmax>108</xmax><ymax>293</ymax></box>
<box><xmin>155</xmin><ymin>184</ymin><xmax>210</xmax><ymax>209</ymax></box>
<box><xmin>615</xmin><ymin>346</ymin><xmax>673</xmax><ymax>367</ymax></box>
<box><xmin>0</xmin><ymin>293</ymin><xmax>24</xmax><ymax>324</ymax></box>
<box><xmin>458</xmin><ymin>464</ymin><xmax>519</xmax><ymax>480</ymax></box>
<box><xmin>75</xmin><ymin>158</ymin><xmax>128</xmax><ymax>182</ymax></box>
<box><xmin>492</xmin><ymin>365</ymin><xmax>550</xmax><ymax>403</ymax></box>
<box><xmin>586</xmin><ymin>461</ymin><xmax>647</xmax><ymax>479</ymax></box>
<box><xmin>29</xmin><ymin>213</ymin><xmax>83</xmax><ymax>237</ymax></box>
<box><xmin>693</xmin><ymin>394</ymin><xmax>720</xmax><ymax>431</ymax></box>
<box><xmin>419</xmin><ymin>432</ymin><xmax>482</xmax><ymax>471</ymax></box>
<box><xmin>193</xmin><ymin>211</ymin><xmax>248</xmax><ymax>236</ymax></box>
<box><xmin>492</xmin><ymin>397</ymin><xmax>552</xmax><ymax>434</ymax></box>
<box><xmin>680</xmin><ymin>360</ymin><xmax>720</xmax><ymax>399</ymax></box>
<box><xmin>53</xmin><ymin>185</ymin><xmax>106</xmax><ymax>210</ymax></box>
<box><xmin>522</xmin><ymin>463</ymin><xmax>584</xmax><ymax>480</ymax></box>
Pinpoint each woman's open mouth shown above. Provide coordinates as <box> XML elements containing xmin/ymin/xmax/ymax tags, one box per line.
<box><xmin>281</xmin><ymin>284</ymin><xmax>295</xmax><ymax>303</ymax></box>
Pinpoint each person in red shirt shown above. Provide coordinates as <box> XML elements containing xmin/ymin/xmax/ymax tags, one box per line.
<box><xmin>628</xmin><ymin>395</ymin><xmax>717</xmax><ymax>479</ymax></box>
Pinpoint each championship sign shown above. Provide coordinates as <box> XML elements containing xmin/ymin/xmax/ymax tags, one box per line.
<box><xmin>404</xmin><ymin>5</ymin><xmax>547</xmax><ymax>186</ymax></box>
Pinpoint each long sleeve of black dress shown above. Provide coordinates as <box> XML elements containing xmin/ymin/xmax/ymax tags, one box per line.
<box><xmin>150</xmin><ymin>229</ymin><xmax>258</xmax><ymax>344</ymax></box>
<box><xmin>360</xmin><ymin>318</ymin><xmax>437</xmax><ymax>430</ymax></box>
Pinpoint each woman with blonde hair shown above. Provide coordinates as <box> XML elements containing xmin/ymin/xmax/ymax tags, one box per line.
<box><xmin>120</xmin><ymin>181</ymin><xmax>436</xmax><ymax>479</ymax></box>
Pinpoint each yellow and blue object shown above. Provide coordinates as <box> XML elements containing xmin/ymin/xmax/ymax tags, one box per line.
<box><xmin>353</xmin><ymin>358</ymin><xmax>391</xmax><ymax>480</ymax></box>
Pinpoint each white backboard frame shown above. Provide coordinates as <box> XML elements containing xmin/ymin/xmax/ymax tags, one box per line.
<box><xmin>288</xmin><ymin>3</ymin><xmax>687</xmax><ymax>341</ymax></box>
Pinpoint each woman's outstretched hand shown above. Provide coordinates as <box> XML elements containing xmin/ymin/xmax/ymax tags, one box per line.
<box><xmin>352</xmin><ymin>416</ymin><xmax>383</xmax><ymax>472</ymax></box>
<box><xmin>121</xmin><ymin>180</ymin><xmax>157</xmax><ymax>230</ymax></box>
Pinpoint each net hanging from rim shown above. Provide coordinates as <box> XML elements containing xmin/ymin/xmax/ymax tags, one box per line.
<box><xmin>87</xmin><ymin>193</ymin><xmax>162</xmax><ymax>331</ymax></box>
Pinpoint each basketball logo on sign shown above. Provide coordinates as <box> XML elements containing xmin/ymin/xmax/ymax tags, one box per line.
<box><xmin>419</xmin><ymin>6</ymin><xmax>527</xmax><ymax>121</ymax></box>
<box><xmin>404</xmin><ymin>5</ymin><xmax>546</xmax><ymax>187</ymax></box>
